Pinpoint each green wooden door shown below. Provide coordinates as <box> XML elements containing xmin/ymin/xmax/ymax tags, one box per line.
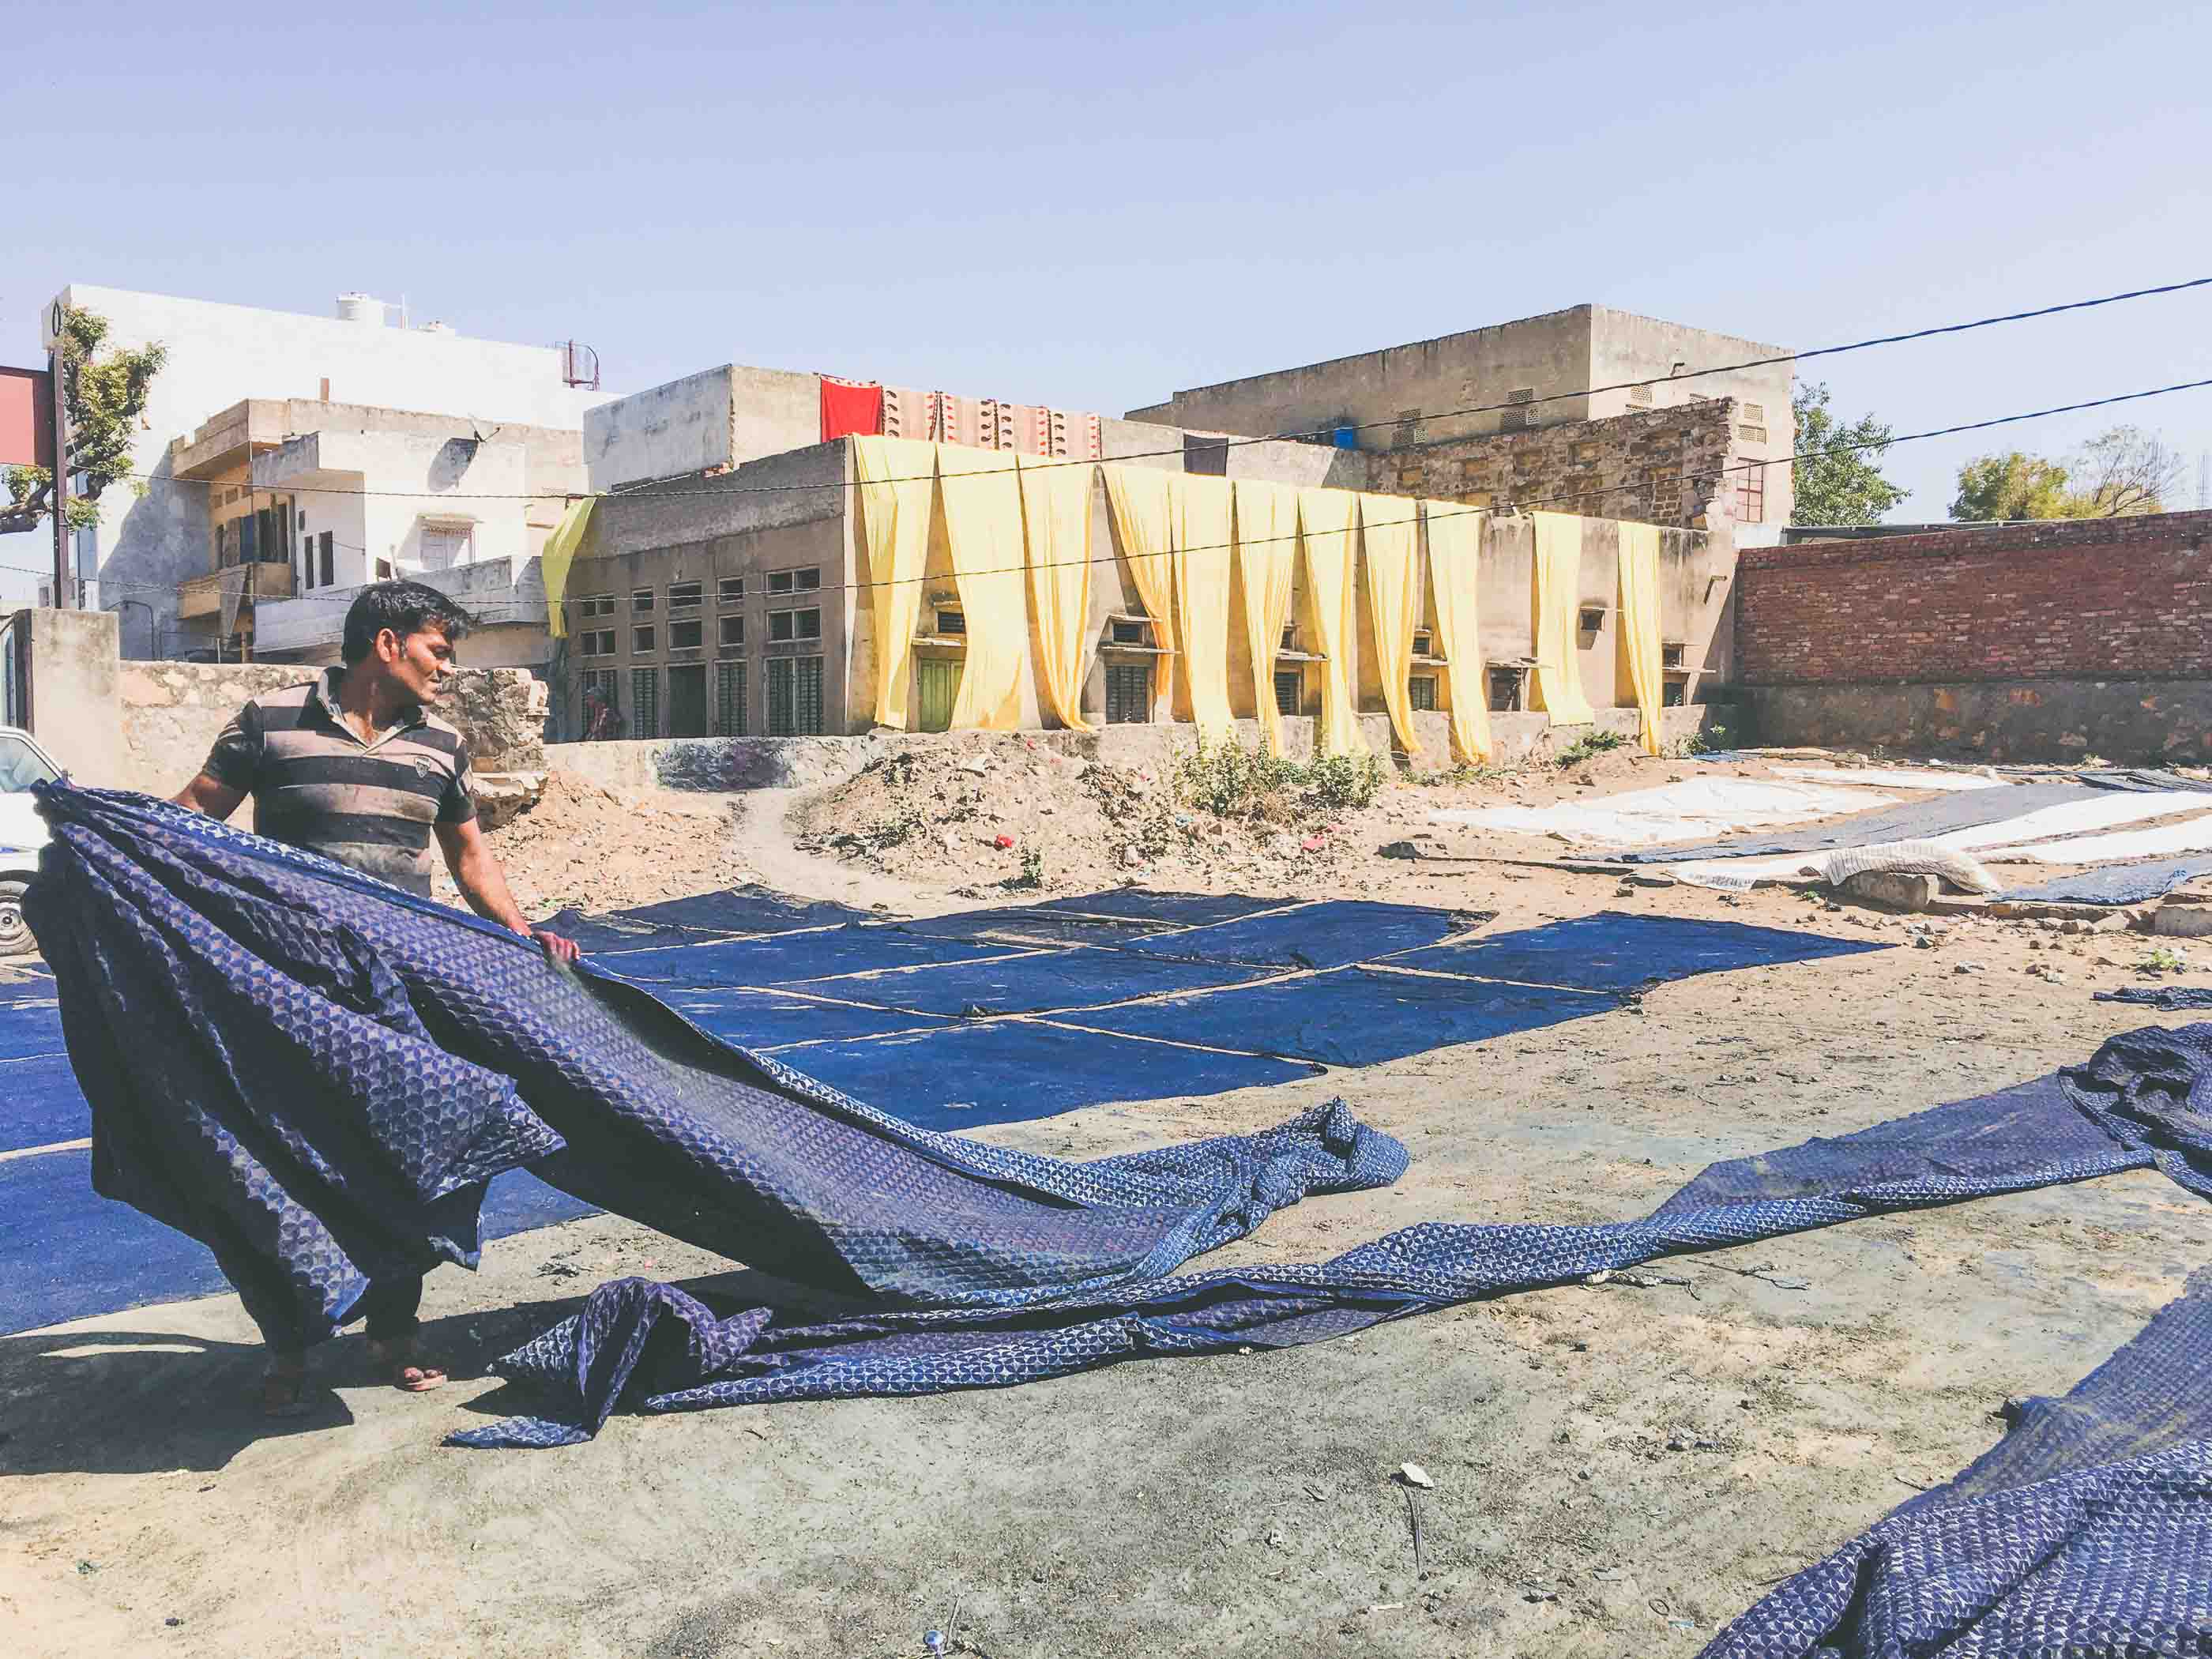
<box><xmin>916</xmin><ymin>657</ymin><xmax>959</xmax><ymax>732</ymax></box>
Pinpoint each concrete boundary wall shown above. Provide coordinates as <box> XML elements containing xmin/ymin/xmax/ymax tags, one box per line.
<box><xmin>1743</xmin><ymin>680</ymin><xmax>2212</xmax><ymax>764</ymax></box>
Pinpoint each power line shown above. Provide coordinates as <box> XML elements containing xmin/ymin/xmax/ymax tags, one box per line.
<box><xmin>43</xmin><ymin>274</ymin><xmax>2212</xmax><ymax>506</ymax></box>
<box><xmin>12</xmin><ymin>373</ymin><xmax>2212</xmax><ymax>611</ymax></box>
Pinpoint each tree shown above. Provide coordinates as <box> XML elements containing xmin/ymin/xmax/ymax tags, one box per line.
<box><xmin>1</xmin><ymin>307</ymin><xmax>167</xmax><ymax>537</ymax></box>
<box><xmin>1950</xmin><ymin>451</ymin><xmax>2076</xmax><ymax>521</ymax></box>
<box><xmin>1950</xmin><ymin>425</ymin><xmax>2184</xmax><ymax>521</ymax></box>
<box><xmin>2067</xmin><ymin>425</ymin><xmax>2183</xmax><ymax>517</ymax></box>
<box><xmin>1790</xmin><ymin>382</ymin><xmax>1908</xmax><ymax>525</ymax></box>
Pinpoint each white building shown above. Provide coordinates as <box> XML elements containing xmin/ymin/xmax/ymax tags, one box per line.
<box><xmin>22</xmin><ymin>286</ymin><xmax>607</xmax><ymax>656</ymax></box>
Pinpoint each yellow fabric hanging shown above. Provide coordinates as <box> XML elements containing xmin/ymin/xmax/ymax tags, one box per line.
<box><xmin>1018</xmin><ymin>453</ymin><xmax>1094</xmax><ymax>732</ymax></box>
<box><xmin>1616</xmin><ymin>520</ymin><xmax>1666</xmax><ymax>757</ymax></box>
<box><xmin>1422</xmin><ymin>500</ymin><xmax>1492</xmax><ymax>765</ymax></box>
<box><xmin>852</xmin><ymin>436</ymin><xmax>939</xmax><ymax>728</ymax></box>
<box><xmin>1296</xmin><ymin>487</ymin><xmax>1364</xmax><ymax>757</ymax></box>
<box><xmin>1172</xmin><ymin>472</ymin><xmax>1236</xmax><ymax>742</ymax></box>
<box><xmin>1358</xmin><ymin>493</ymin><xmax>1424</xmax><ymax>758</ymax></box>
<box><xmin>1101</xmin><ymin>464</ymin><xmax>1178</xmax><ymax>709</ymax></box>
<box><xmin>1234</xmin><ymin>479</ymin><xmax>1297</xmax><ymax>755</ymax></box>
<box><xmin>1529</xmin><ymin>510</ymin><xmax>1597</xmax><ymax>726</ymax></box>
<box><xmin>538</xmin><ymin>497</ymin><xmax>596</xmax><ymax>641</ymax></box>
<box><xmin>935</xmin><ymin>444</ymin><xmax>1029</xmax><ymax>731</ymax></box>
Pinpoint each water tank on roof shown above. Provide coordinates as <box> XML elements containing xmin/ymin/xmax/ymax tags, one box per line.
<box><xmin>336</xmin><ymin>292</ymin><xmax>383</xmax><ymax>325</ymax></box>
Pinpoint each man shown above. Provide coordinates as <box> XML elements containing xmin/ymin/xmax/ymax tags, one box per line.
<box><xmin>174</xmin><ymin>580</ymin><xmax>577</xmax><ymax>1414</ymax></box>
<box><xmin>581</xmin><ymin>683</ymin><xmax>624</xmax><ymax>742</ymax></box>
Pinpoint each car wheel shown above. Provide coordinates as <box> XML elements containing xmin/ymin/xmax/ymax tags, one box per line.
<box><xmin>0</xmin><ymin>878</ymin><xmax>34</xmax><ymax>957</ymax></box>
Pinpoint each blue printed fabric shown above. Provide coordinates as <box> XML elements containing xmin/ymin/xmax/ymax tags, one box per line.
<box><xmin>24</xmin><ymin>785</ymin><xmax>1403</xmax><ymax>1352</ymax></box>
<box><xmin>2100</xmin><ymin>984</ymin><xmax>2212</xmax><ymax>1011</ymax></box>
<box><xmin>453</xmin><ymin>1028</ymin><xmax>2211</xmax><ymax>1448</ymax></box>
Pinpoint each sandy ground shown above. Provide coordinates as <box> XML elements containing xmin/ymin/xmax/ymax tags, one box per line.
<box><xmin>5</xmin><ymin>745</ymin><xmax>2209</xmax><ymax>1657</ymax></box>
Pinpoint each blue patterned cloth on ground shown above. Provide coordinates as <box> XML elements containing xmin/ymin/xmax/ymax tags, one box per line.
<box><xmin>2100</xmin><ymin>984</ymin><xmax>2212</xmax><ymax>1011</ymax></box>
<box><xmin>24</xmin><ymin>785</ymin><xmax>1401</xmax><ymax>1357</ymax></box>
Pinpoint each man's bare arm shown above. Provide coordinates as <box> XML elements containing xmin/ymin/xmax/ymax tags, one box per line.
<box><xmin>173</xmin><ymin>773</ymin><xmax>247</xmax><ymax>819</ymax></box>
<box><xmin>434</xmin><ymin>818</ymin><xmax>580</xmax><ymax>963</ymax></box>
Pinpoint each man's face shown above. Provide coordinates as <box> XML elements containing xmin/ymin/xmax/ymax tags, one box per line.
<box><xmin>379</xmin><ymin>623</ymin><xmax>457</xmax><ymax>702</ymax></box>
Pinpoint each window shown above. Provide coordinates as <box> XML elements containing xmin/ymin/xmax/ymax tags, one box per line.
<box><xmin>717</xmin><ymin>660</ymin><xmax>747</xmax><ymax>735</ymax></box>
<box><xmin>1661</xmin><ymin>641</ymin><xmax>1686</xmax><ymax>669</ymax></box>
<box><xmin>1273</xmin><ymin>669</ymin><xmax>1301</xmax><ymax>717</ymax></box>
<box><xmin>1741</xmin><ymin>403</ymin><xmax>1765</xmax><ymax>423</ymax></box>
<box><xmin>1280</xmin><ymin>624</ymin><xmax>1296</xmax><ymax>651</ymax></box>
<box><xmin>630</xmin><ymin>668</ymin><xmax>660</xmax><ymax>737</ymax></box>
<box><xmin>1578</xmin><ymin>606</ymin><xmax>1607</xmax><ymax>634</ymax></box>
<box><xmin>1409</xmin><ymin>675</ymin><xmax>1438</xmax><ymax>712</ymax></box>
<box><xmin>668</xmin><ymin>581</ymin><xmax>703</xmax><ymax>611</ymax></box>
<box><xmin>0</xmin><ymin>732</ymin><xmax>60</xmax><ymax>792</ymax></box>
<box><xmin>579</xmin><ymin>595</ymin><xmax>615</xmax><ymax>619</ymax></box>
<box><xmin>669</xmin><ymin>619</ymin><xmax>703</xmax><ymax>652</ymax></box>
<box><xmin>766</xmin><ymin>566</ymin><xmax>820</xmax><ymax>595</ymax></box>
<box><xmin>718</xmin><ymin>577</ymin><xmax>745</xmax><ymax>604</ymax></box>
<box><xmin>1105</xmin><ymin>664</ymin><xmax>1153</xmax><ymax>724</ymax></box>
<box><xmin>766</xmin><ymin>656</ymin><xmax>824</xmax><ymax>735</ymax></box>
<box><xmin>580</xmin><ymin>668</ymin><xmax>620</xmax><ymax>733</ymax></box>
<box><xmin>1488</xmin><ymin>666</ymin><xmax>1525</xmax><ymax>713</ymax></box>
<box><xmin>668</xmin><ymin>664</ymin><xmax>709</xmax><ymax>737</ymax></box>
<box><xmin>634</xmin><ymin>626</ymin><xmax>656</xmax><ymax>654</ymax></box>
<box><xmin>769</xmin><ymin>607</ymin><xmax>822</xmax><ymax>642</ymax></box>
<box><xmin>1501</xmin><ymin>387</ymin><xmax>1537</xmax><ymax>431</ymax></box>
<box><xmin>580</xmin><ymin>630</ymin><xmax>617</xmax><ymax>657</ymax></box>
<box><xmin>1412</xmin><ymin>631</ymin><xmax>1433</xmax><ymax>656</ymax></box>
<box><xmin>632</xmin><ymin>588</ymin><xmax>656</xmax><ymax>613</ymax></box>
<box><xmin>1662</xmin><ymin>680</ymin><xmax>1687</xmax><ymax>708</ymax></box>
<box><xmin>935</xmin><ymin>609</ymin><xmax>966</xmax><ymax>635</ymax></box>
<box><xmin>318</xmin><ymin>532</ymin><xmax>334</xmax><ymax>589</ymax></box>
<box><xmin>1110</xmin><ymin>619</ymin><xmax>1145</xmax><ymax>645</ymax></box>
<box><xmin>1736</xmin><ymin>461</ymin><xmax>1766</xmax><ymax>525</ymax></box>
<box><xmin>418</xmin><ymin>523</ymin><xmax>472</xmax><ymax>571</ymax></box>
<box><xmin>720</xmin><ymin>615</ymin><xmax>745</xmax><ymax>649</ymax></box>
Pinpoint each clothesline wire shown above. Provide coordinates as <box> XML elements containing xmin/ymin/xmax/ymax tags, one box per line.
<box><xmin>43</xmin><ymin>274</ymin><xmax>2212</xmax><ymax>506</ymax></box>
<box><xmin>17</xmin><ymin>372</ymin><xmax>2212</xmax><ymax>610</ymax></box>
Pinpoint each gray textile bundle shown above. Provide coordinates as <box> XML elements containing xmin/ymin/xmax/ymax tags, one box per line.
<box><xmin>1816</xmin><ymin>840</ymin><xmax>2003</xmax><ymax>895</ymax></box>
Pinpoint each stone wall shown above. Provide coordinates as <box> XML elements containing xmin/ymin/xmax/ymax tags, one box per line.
<box><xmin>1361</xmin><ymin>397</ymin><xmax>1747</xmax><ymax>530</ymax></box>
<box><xmin>115</xmin><ymin>661</ymin><xmax>547</xmax><ymax>793</ymax></box>
<box><xmin>1741</xmin><ymin>681</ymin><xmax>2212</xmax><ymax>764</ymax></box>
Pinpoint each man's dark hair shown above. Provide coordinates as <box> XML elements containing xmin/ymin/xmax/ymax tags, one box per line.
<box><xmin>340</xmin><ymin>581</ymin><xmax>475</xmax><ymax>665</ymax></box>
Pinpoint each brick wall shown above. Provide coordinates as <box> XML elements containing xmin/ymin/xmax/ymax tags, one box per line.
<box><xmin>1736</xmin><ymin>512</ymin><xmax>2212</xmax><ymax>685</ymax></box>
<box><xmin>1360</xmin><ymin>397</ymin><xmax>1753</xmax><ymax>529</ymax></box>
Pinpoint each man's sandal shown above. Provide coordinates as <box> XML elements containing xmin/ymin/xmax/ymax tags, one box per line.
<box><xmin>366</xmin><ymin>1337</ymin><xmax>448</xmax><ymax>1393</ymax></box>
<box><xmin>261</xmin><ymin>1357</ymin><xmax>310</xmax><ymax>1418</ymax></box>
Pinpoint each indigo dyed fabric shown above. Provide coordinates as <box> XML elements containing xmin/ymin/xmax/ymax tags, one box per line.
<box><xmin>456</xmin><ymin>1027</ymin><xmax>2210</xmax><ymax>1447</ymax></box>
<box><xmin>2099</xmin><ymin>985</ymin><xmax>2212</xmax><ymax>1011</ymax></box>
<box><xmin>26</xmin><ymin>784</ymin><xmax>1401</xmax><ymax>1352</ymax></box>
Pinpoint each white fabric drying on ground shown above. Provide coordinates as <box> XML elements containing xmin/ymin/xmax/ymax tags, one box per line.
<box><xmin>1977</xmin><ymin>809</ymin><xmax>2212</xmax><ymax>866</ymax></box>
<box><xmin>1431</xmin><ymin>777</ymin><xmax>1898</xmax><ymax>849</ymax></box>
<box><xmin>1932</xmin><ymin>792</ymin><xmax>2212</xmax><ymax>853</ymax></box>
<box><xmin>1774</xmin><ymin>766</ymin><xmax>2003</xmax><ymax>792</ymax></box>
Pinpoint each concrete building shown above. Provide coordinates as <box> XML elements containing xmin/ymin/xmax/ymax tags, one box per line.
<box><xmin>17</xmin><ymin>286</ymin><xmax>605</xmax><ymax>652</ymax></box>
<box><xmin>164</xmin><ymin>397</ymin><xmax>586</xmax><ymax>668</ymax></box>
<box><xmin>1129</xmin><ymin>305</ymin><xmax>1793</xmax><ymax>532</ymax></box>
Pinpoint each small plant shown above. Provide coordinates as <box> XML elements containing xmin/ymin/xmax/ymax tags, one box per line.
<box><xmin>1553</xmin><ymin>728</ymin><xmax>1630</xmax><ymax>768</ymax></box>
<box><xmin>1003</xmin><ymin>845</ymin><xmax>1046</xmax><ymax>890</ymax></box>
<box><xmin>1169</xmin><ymin>739</ymin><xmax>1383</xmax><ymax>819</ymax></box>
<box><xmin>2140</xmin><ymin>945</ymin><xmax>2189</xmax><ymax>976</ymax></box>
<box><xmin>1304</xmin><ymin>751</ymin><xmax>1383</xmax><ymax>811</ymax></box>
<box><xmin>1680</xmin><ymin>723</ymin><xmax>1730</xmax><ymax>758</ymax></box>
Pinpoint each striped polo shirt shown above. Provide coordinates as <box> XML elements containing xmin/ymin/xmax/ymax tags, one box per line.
<box><xmin>201</xmin><ymin>668</ymin><xmax>477</xmax><ymax>897</ymax></box>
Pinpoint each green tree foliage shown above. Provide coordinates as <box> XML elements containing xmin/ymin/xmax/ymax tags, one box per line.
<box><xmin>2</xmin><ymin>307</ymin><xmax>168</xmax><ymax>536</ymax></box>
<box><xmin>1950</xmin><ymin>426</ymin><xmax>2183</xmax><ymax>521</ymax></box>
<box><xmin>1789</xmin><ymin>382</ymin><xmax>1909</xmax><ymax>525</ymax></box>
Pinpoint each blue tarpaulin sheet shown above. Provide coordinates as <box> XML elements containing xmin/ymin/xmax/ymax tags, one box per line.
<box><xmin>536</xmin><ymin>886</ymin><xmax>875</xmax><ymax>951</ymax></box>
<box><xmin>1123</xmin><ymin>900</ymin><xmax>1477</xmax><ymax>969</ymax></box>
<box><xmin>1061</xmin><ymin>969</ymin><xmax>1613</xmax><ymax>1066</ymax></box>
<box><xmin>2006</xmin><ymin>854</ymin><xmax>2212</xmax><ymax>907</ymax></box>
<box><xmin>1</xmin><ymin>1054</ymin><xmax>88</xmax><ymax>1152</ymax></box>
<box><xmin>832</xmin><ymin>947</ymin><xmax>1266</xmax><ymax>1017</ymax></box>
<box><xmin>660</xmin><ymin>988</ymin><xmax>947</xmax><ymax>1048</ymax></box>
<box><xmin>1035</xmin><ymin>890</ymin><xmax>1293</xmax><ymax>926</ymax></box>
<box><xmin>593</xmin><ymin>928</ymin><xmax>1025</xmax><ymax>988</ymax></box>
<box><xmin>0</xmin><ymin>1001</ymin><xmax>62</xmax><ymax>1060</ymax></box>
<box><xmin>896</xmin><ymin>908</ymin><xmax>1175</xmax><ymax>946</ymax></box>
<box><xmin>1620</xmin><ymin>780</ymin><xmax>2095</xmax><ymax>863</ymax></box>
<box><xmin>1391</xmin><ymin>911</ymin><xmax>1882</xmax><ymax>992</ymax></box>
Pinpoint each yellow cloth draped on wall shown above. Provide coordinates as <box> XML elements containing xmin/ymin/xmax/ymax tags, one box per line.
<box><xmin>539</xmin><ymin>497</ymin><xmax>597</xmax><ymax>641</ymax></box>
<box><xmin>852</xmin><ymin>436</ymin><xmax>939</xmax><ymax>728</ymax></box>
<box><xmin>1295</xmin><ymin>487</ymin><xmax>1364</xmax><ymax>757</ymax></box>
<box><xmin>935</xmin><ymin>444</ymin><xmax>1029</xmax><ymax>731</ymax></box>
<box><xmin>1421</xmin><ymin>500</ymin><xmax>1492</xmax><ymax>765</ymax></box>
<box><xmin>1358</xmin><ymin>493</ymin><xmax>1424</xmax><ymax>758</ymax></box>
<box><xmin>1018</xmin><ymin>453</ymin><xmax>1094</xmax><ymax>731</ymax></box>
<box><xmin>1529</xmin><ymin>510</ymin><xmax>1597</xmax><ymax>726</ymax></box>
<box><xmin>1172</xmin><ymin>472</ymin><xmax>1236</xmax><ymax>741</ymax></box>
<box><xmin>1616</xmin><ymin>520</ymin><xmax>1665</xmax><ymax>756</ymax></box>
<box><xmin>1101</xmin><ymin>464</ymin><xmax>1178</xmax><ymax>709</ymax></box>
<box><xmin>1234</xmin><ymin>479</ymin><xmax>1297</xmax><ymax>755</ymax></box>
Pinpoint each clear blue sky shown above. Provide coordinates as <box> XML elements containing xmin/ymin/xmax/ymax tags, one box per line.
<box><xmin>10</xmin><ymin>0</ymin><xmax>2212</xmax><ymax>532</ymax></box>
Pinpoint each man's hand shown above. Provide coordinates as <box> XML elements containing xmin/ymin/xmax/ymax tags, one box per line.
<box><xmin>530</xmin><ymin>928</ymin><xmax>581</xmax><ymax>965</ymax></box>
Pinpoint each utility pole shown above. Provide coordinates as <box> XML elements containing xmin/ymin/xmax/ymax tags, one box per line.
<box><xmin>50</xmin><ymin>322</ymin><xmax>70</xmax><ymax>609</ymax></box>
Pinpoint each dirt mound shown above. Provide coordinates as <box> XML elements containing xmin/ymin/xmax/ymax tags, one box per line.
<box><xmin>431</xmin><ymin>770</ymin><xmax>751</xmax><ymax>920</ymax></box>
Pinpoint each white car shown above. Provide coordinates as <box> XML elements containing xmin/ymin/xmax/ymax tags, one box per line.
<box><xmin>0</xmin><ymin>725</ymin><xmax>61</xmax><ymax>957</ymax></box>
